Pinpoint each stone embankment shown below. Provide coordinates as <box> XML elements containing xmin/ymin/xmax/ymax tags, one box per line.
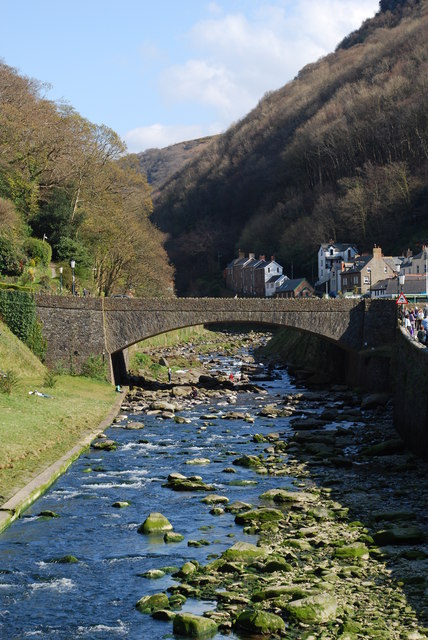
<box><xmin>110</xmin><ymin>334</ymin><xmax>428</xmax><ymax>639</ymax></box>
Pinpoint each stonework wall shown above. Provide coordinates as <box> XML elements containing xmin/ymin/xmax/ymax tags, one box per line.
<box><xmin>393</xmin><ymin>327</ymin><xmax>428</xmax><ymax>457</ymax></box>
<box><xmin>35</xmin><ymin>295</ymin><xmax>397</xmax><ymax>382</ymax></box>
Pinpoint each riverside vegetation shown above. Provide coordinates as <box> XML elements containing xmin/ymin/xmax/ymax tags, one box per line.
<box><xmin>113</xmin><ymin>328</ymin><xmax>427</xmax><ymax>639</ymax></box>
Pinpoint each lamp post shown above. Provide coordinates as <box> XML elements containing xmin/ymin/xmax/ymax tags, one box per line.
<box><xmin>367</xmin><ymin>267</ymin><xmax>371</xmax><ymax>297</ymax></box>
<box><xmin>59</xmin><ymin>266</ymin><xmax>63</xmax><ymax>293</ymax></box>
<box><xmin>399</xmin><ymin>273</ymin><xmax>405</xmax><ymax>295</ymax></box>
<box><xmin>70</xmin><ymin>259</ymin><xmax>76</xmax><ymax>296</ymax></box>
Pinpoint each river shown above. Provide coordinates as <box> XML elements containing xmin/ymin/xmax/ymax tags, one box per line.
<box><xmin>0</xmin><ymin>340</ymin><xmax>299</xmax><ymax>639</ymax></box>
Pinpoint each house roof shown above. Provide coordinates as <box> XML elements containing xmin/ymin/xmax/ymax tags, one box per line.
<box><xmin>276</xmin><ymin>278</ymin><xmax>312</xmax><ymax>292</ymax></box>
<box><xmin>372</xmin><ymin>275</ymin><xmax>428</xmax><ymax>295</ymax></box>
<box><xmin>343</xmin><ymin>256</ymin><xmax>371</xmax><ymax>274</ymax></box>
<box><xmin>266</xmin><ymin>274</ymin><xmax>285</xmax><ymax>284</ymax></box>
<box><xmin>320</xmin><ymin>243</ymin><xmax>358</xmax><ymax>252</ymax></box>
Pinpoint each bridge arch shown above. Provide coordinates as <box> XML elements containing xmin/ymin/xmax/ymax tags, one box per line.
<box><xmin>35</xmin><ymin>295</ymin><xmax>397</xmax><ymax>382</ymax></box>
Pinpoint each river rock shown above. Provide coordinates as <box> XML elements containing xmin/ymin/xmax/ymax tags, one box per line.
<box><xmin>173</xmin><ymin>612</ymin><xmax>218</xmax><ymax>638</ymax></box>
<box><xmin>150</xmin><ymin>400</ymin><xmax>176</xmax><ymax>412</ymax></box>
<box><xmin>234</xmin><ymin>610</ymin><xmax>286</xmax><ymax>635</ymax></box>
<box><xmin>222</xmin><ymin>542</ymin><xmax>267</xmax><ymax>562</ymax></box>
<box><xmin>201</xmin><ymin>494</ymin><xmax>229</xmax><ymax>505</ymax></box>
<box><xmin>124</xmin><ymin>421</ymin><xmax>144</xmax><ymax>430</ymax></box>
<box><xmin>112</xmin><ymin>501</ymin><xmax>130</xmax><ymax>508</ymax></box>
<box><xmin>233</xmin><ymin>454</ymin><xmax>263</xmax><ymax>468</ymax></box>
<box><xmin>138</xmin><ymin>512</ymin><xmax>173</xmax><ymax>534</ymax></box>
<box><xmin>92</xmin><ymin>439</ymin><xmax>117</xmax><ymax>451</ymax></box>
<box><xmin>360</xmin><ymin>392</ymin><xmax>390</xmax><ymax>409</ymax></box>
<box><xmin>372</xmin><ymin>526</ymin><xmax>425</xmax><ymax>545</ymax></box>
<box><xmin>260</xmin><ymin>488</ymin><xmax>317</xmax><ymax>505</ymax></box>
<box><xmin>185</xmin><ymin>458</ymin><xmax>210</xmax><ymax>465</ymax></box>
<box><xmin>136</xmin><ymin>592</ymin><xmax>169</xmax><ymax>614</ymax></box>
<box><xmin>163</xmin><ymin>473</ymin><xmax>215</xmax><ymax>492</ymax></box>
<box><xmin>164</xmin><ymin>532</ymin><xmax>184</xmax><ymax>543</ymax></box>
<box><xmin>285</xmin><ymin>593</ymin><xmax>338</xmax><ymax>624</ymax></box>
<box><xmin>235</xmin><ymin>507</ymin><xmax>284</xmax><ymax>525</ymax></box>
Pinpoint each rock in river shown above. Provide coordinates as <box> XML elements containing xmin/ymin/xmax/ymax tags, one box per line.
<box><xmin>138</xmin><ymin>512</ymin><xmax>173</xmax><ymax>534</ymax></box>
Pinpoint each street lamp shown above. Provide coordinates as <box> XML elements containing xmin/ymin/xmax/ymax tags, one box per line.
<box><xmin>59</xmin><ymin>266</ymin><xmax>63</xmax><ymax>293</ymax></box>
<box><xmin>399</xmin><ymin>273</ymin><xmax>405</xmax><ymax>295</ymax></box>
<box><xmin>367</xmin><ymin>267</ymin><xmax>371</xmax><ymax>297</ymax></box>
<box><xmin>70</xmin><ymin>259</ymin><xmax>76</xmax><ymax>296</ymax></box>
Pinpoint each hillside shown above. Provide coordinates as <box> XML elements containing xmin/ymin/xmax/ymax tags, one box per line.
<box><xmin>151</xmin><ymin>0</ymin><xmax>427</xmax><ymax>295</ymax></box>
<box><xmin>138</xmin><ymin>136</ymin><xmax>217</xmax><ymax>195</ymax></box>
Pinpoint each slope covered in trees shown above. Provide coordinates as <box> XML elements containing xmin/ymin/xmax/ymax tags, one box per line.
<box><xmin>152</xmin><ymin>0</ymin><xmax>427</xmax><ymax>295</ymax></box>
<box><xmin>0</xmin><ymin>63</ymin><xmax>174</xmax><ymax>297</ymax></box>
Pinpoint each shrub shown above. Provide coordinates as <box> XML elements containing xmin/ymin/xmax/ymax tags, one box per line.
<box><xmin>81</xmin><ymin>354</ymin><xmax>107</xmax><ymax>381</ymax></box>
<box><xmin>0</xmin><ymin>370</ymin><xmax>19</xmax><ymax>395</ymax></box>
<box><xmin>0</xmin><ymin>235</ymin><xmax>23</xmax><ymax>276</ymax></box>
<box><xmin>24</xmin><ymin>237</ymin><xmax>52</xmax><ymax>267</ymax></box>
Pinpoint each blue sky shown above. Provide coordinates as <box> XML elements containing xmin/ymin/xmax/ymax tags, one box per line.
<box><xmin>1</xmin><ymin>0</ymin><xmax>379</xmax><ymax>152</ymax></box>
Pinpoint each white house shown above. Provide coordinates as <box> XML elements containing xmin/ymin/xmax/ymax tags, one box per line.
<box><xmin>316</xmin><ymin>242</ymin><xmax>358</xmax><ymax>294</ymax></box>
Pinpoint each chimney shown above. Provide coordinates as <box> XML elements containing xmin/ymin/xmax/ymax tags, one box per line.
<box><xmin>259</xmin><ymin>255</ymin><xmax>265</xmax><ymax>261</ymax></box>
<box><xmin>238</xmin><ymin>249</ymin><xmax>245</xmax><ymax>259</ymax></box>
<box><xmin>373</xmin><ymin>245</ymin><xmax>382</xmax><ymax>259</ymax></box>
<box><xmin>271</xmin><ymin>255</ymin><xmax>275</xmax><ymax>262</ymax></box>
<box><xmin>249</xmin><ymin>252</ymin><xmax>255</xmax><ymax>259</ymax></box>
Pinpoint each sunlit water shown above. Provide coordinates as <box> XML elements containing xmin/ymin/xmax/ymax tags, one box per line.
<box><xmin>0</xmin><ymin>348</ymin><xmax>301</xmax><ymax>639</ymax></box>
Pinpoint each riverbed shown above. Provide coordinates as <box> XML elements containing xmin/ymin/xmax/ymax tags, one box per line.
<box><xmin>0</xmin><ymin>334</ymin><xmax>427</xmax><ymax>639</ymax></box>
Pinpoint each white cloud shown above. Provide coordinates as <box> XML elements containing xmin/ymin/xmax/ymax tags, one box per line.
<box><xmin>159</xmin><ymin>0</ymin><xmax>378</xmax><ymax>122</ymax></box>
<box><xmin>124</xmin><ymin>122</ymin><xmax>220</xmax><ymax>152</ymax></box>
<box><xmin>128</xmin><ymin>0</ymin><xmax>379</xmax><ymax>150</ymax></box>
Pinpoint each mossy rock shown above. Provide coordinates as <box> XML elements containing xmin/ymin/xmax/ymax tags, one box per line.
<box><xmin>169</xmin><ymin>592</ymin><xmax>187</xmax><ymax>610</ymax></box>
<box><xmin>176</xmin><ymin>561</ymin><xmax>199</xmax><ymax>577</ymax></box>
<box><xmin>112</xmin><ymin>501</ymin><xmax>130</xmax><ymax>508</ymax></box>
<box><xmin>285</xmin><ymin>593</ymin><xmax>338</xmax><ymax>624</ymax></box>
<box><xmin>38</xmin><ymin>510</ymin><xmax>59</xmax><ymax>518</ymax></box>
<box><xmin>233</xmin><ymin>454</ymin><xmax>263</xmax><ymax>468</ymax></box>
<box><xmin>136</xmin><ymin>592</ymin><xmax>169</xmax><ymax>614</ymax></box>
<box><xmin>92</xmin><ymin>439</ymin><xmax>117</xmax><ymax>451</ymax></box>
<box><xmin>234</xmin><ymin>609</ymin><xmax>286</xmax><ymax>635</ymax></box>
<box><xmin>142</xmin><ymin>569</ymin><xmax>165</xmax><ymax>579</ymax></box>
<box><xmin>201</xmin><ymin>494</ymin><xmax>229</xmax><ymax>505</ymax></box>
<box><xmin>235</xmin><ymin>507</ymin><xmax>283</xmax><ymax>525</ymax></box>
<box><xmin>260</xmin><ymin>488</ymin><xmax>316</xmax><ymax>504</ymax></box>
<box><xmin>173</xmin><ymin>612</ymin><xmax>218</xmax><ymax>637</ymax></box>
<box><xmin>164</xmin><ymin>531</ymin><xmax>184</xmax><ymax>543</ymax></box>
<box><xmin>49</xmin><ymin>555</ymin><xmax>78</xmax><ymax>564</ymax></box>
<box><xmin>222</xmin><ymin>541</ymin><xmax>267</xmax><ymax>562</ymax></box>
<box><xmin>263</xmin><ymin>557</ymin><xmax>293</xmax><ymax>573</ymax></box>
<box><xmin>252</xmin><ymin>586</ymin><xmax>295</xmax><ymax>602</ymax></box>
<box><xmin>334</xmin><ymin>542</ymin><xmax>369</xmax><ymax>560</ymax></box>
<box><xmin>138</xmin><ymin>512</ymin><xmax>173</xmax><ymax>534</ymax></box>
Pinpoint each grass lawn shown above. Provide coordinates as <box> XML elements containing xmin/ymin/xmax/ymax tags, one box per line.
<box><xmin>0</xmin><ymin>320</ymin><xmax>116</xmax><ymax>503</ymax></box>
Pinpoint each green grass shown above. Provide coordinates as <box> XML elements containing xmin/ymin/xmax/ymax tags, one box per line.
<box><xmin>0</xmin><ymin>320</ymin><xmax>115</xmax><ymax>502</ymax></box>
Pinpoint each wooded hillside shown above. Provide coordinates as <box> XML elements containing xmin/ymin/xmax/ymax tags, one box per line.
<box><xmin>152</xmin><ymin>0</ymin><xmax>427</xmax><ymax>295</ymax></box>
<box><xmin>0</xmin><ymin>64</ymin><xmax>174</xmax><ymax>297</ymax></box>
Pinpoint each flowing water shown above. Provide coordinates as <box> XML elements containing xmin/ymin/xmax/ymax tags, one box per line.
<box><xmin>0</xmin><ymin>347</ymin><xmax>301</xmax><ymax>639</ymax></box>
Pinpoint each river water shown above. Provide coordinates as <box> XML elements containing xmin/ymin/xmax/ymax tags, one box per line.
<box><xmin>0</xmin><ymin>346</ymin><xmax>302</xmax><ymax>639</ymax></box>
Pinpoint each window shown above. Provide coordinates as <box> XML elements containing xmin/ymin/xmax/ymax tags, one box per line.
<box><xmin>384</xmin><ymin>266</ymin><xmax>387</xmax><ymax>273</ymax></box>
<box><xmin>353</xmin><ymin>276</ymin><xmax>358</xmax><ymax>284</ymax></box>
<box><xmin>363</xmin><ymin>276</ymin><xmax>370</xmax><ymax>284</ymax></box>
<box><xmin>320</xmin><ymin>260</ymin><xmax>323</xmax><ymax>267</ymax></box>
<box><xmin>330</xmin><ymin>249</ymin><xmax>334</xmax><ymax>256</ymax></box>
<box><xmin>417</xmin><ymin>265</ymin><xmax>420</xmax><ymax>274</ymax></box>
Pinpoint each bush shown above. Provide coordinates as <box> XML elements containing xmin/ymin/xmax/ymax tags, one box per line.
<box><xmin>0</xmin><ymin>370</ymin><xmax>19</xmax><ymax>395</ymax></box>
<box><xmin>24</xmin><ymin>237</ymin><xmax>52</xmax><ymax>267</ymax></box>
<box><xmin>81</xmin><ymin>354</ymin><xmax>107</xmax><ymax>381</ymax></box>
<box><xmin>0</xmin><ymin>290</ymin><xmax>46</xmax><ymax>360</ymax></box>
<box><xmin>0</xmin><ymin>235</ymin><xmax>23</xmax><ymax>276</ymax></box>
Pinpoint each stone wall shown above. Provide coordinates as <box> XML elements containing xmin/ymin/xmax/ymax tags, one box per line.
<box><xmin>35</xmin><ymin>295</ymin><xmax>397</xmax><ymax>383</ymax></box>
<box><xmin>393</xmin><ymin>327</ymin><xmax>428</xmax><ymax>457</ymax></box>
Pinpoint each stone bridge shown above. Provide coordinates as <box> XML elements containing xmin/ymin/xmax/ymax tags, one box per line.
<box><xmin>35</xmin><ymin>296</ymin><xmax>397</xmax><ymax>382</ymax></box>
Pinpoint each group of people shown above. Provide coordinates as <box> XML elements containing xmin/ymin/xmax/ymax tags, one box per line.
<box><xmin>403</xmin><ymin>304</ymin><xmax>428</xmax><ymax>344</ymax></box>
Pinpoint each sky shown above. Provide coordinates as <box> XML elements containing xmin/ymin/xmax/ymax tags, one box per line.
<box><xmin>1</xmin><ymin>0</ymin><xmax>380</xmax><ymax>153</ymax></box>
